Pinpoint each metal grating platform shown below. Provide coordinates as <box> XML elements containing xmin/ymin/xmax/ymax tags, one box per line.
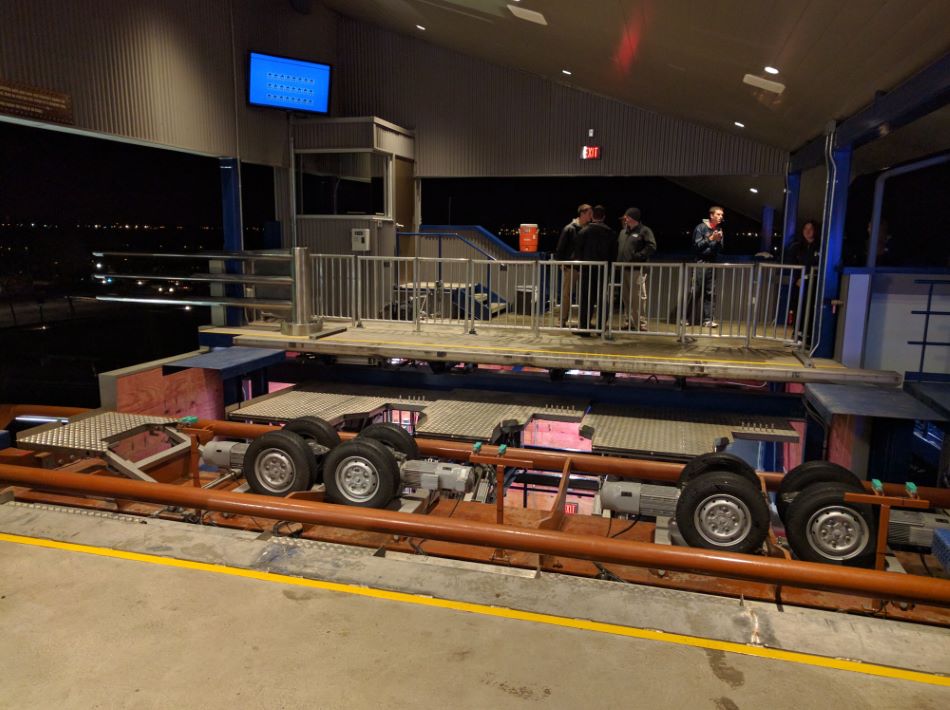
<box><xmin>583</xmin><ymin>406</ymin><xmax>798</xmax><ymax>457</ymax></box>
<box><xmin>16</xmin><ymin>412</ymin><xmax>175</xmax><ymax>455</ymax></box>
<box><xmin>230</xmin><ymin>384</ymin><xmax>430</xmax><ymax>424</ymax></box>
<box><xmin>415</xmin><ymin>390</ymin><xmax>587</xmax><ymax>441</ymax></box>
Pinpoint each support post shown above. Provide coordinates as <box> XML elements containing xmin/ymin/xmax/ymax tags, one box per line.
<box><xmin>280</xmin><ymin>247</ymin><xmax>321</xmax><ymax>336</ymax></box>
<box><xmin>219</xmin><ymin>157</ymin><xmax>243</xmax><ymax>326</ymax></box>
<box><xmin>782</xmin><ymin>170</ymin><xmax>801</xmax><ymax>261</ymax></box>
<box><xmin>760</xmin><ymin>205</ymin><xmax>775</xmax><ymax>254</ymax></box>
<box><xmin>813</xmin><ymin>141</ymin><xmax>852</xmax><ymax>359</ymax></box>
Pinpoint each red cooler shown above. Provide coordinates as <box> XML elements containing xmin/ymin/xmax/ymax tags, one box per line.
<box><xmin>519</xmin><ymin>223</ymin><xmax>539</xmax><ymax>252</ymax></box>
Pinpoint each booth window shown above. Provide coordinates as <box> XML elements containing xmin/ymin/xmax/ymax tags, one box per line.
<box><xmin>296</xmin><ymin>152</ymin><xmax>388</xmax><ymax>216</ymax></box>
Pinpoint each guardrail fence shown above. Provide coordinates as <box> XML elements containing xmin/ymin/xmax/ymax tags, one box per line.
<box><xmin>93</xmin><ymin>247</ymin><xmax>818</xmax><ymax>348</ymax></box>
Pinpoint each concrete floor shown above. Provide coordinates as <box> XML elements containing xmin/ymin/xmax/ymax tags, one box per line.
<box><xmin>2</xmin><ymin>541</ymin><xmax>948</xmax><ymax>710</ymax></box>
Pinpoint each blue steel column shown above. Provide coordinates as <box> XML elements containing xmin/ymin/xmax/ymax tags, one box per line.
<box><xmin>759</xmin><ymin>205</ymin><xmax>775</xmax><ymax>253</ymax></box>
<box><xmin>814</xmin><ymin>145</ymin><xmax>852</xmax><ymax>358</ymax></box>
<box><xmin>782</xmin><ymin>170</ymin><xmax>801</xmax><ymax>258</ymax></box>
<box><xmin>220</xmin><ymin>157</ymin><xmax>244</xmax><ymax>326</ymax></box>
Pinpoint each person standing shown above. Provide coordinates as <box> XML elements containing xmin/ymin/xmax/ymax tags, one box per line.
<box><xmin>554</xmin><ymin>204</ymin><xmax>592</xmax><ymax>327</ymax></box>
<box><xmin>616</xmin><ymin>207</ymin><xmax>656</xmax><ymax>331</ymax></box>
<box><xmin>785</xmin><ymin>219</ymin><xmax>820</xmax><ymax>331</ymax></box>
<box><xmin>574</xmin><ymin>205</ymin><xmax>617</xmax><ymax>334</ymax></box>
<box><xmin>687</xmin><ymin>205</ymin><xmax>725</xmax><ymax>327</ymax></box>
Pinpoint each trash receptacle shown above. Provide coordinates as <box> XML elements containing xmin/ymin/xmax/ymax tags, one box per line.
<box><xmin>515</xmin><ymin>285</ymin><xmax>537</xmax><ymax>315</ymax></box>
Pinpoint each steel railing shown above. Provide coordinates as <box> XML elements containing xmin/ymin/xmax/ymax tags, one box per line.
<box><xmin>94</xmin><ymin>247</ymin><xmax>817</xmax><ymax>347</ymax></box>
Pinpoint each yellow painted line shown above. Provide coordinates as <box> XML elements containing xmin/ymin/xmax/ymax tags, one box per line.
<box><xmin>1</xmin><ymin>532</ymin><xmax>945</xmax><ymax>687</ymax></box>
<box><xmin>320</xmin><ymin>336</ymin><xmax>849</xmax><ymax>370</ymax></box>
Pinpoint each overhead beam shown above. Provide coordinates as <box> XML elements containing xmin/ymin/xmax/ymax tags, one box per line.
<box><xmin>790</xmin><ymin>52</ymin><xmax>950</xmax><ymax>172</ymax></box>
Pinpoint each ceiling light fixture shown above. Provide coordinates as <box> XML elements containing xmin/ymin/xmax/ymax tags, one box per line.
<box><xmin>749</xmin><ymin>188</ymin><xmax>759</xmax><ymax>194</ymax></box>
<box><xmin>764</xmin><ymin>66</ymin><xmax>779</xmax><ymax>75</ymax></box>
<box><xmin>416</xmin><ymin>24</ymin><xmax>426</xmax><ymax>31</ymax></box>
<box><xmin>743</xmin><ymin>73</ymin><xmax>785</xmax><ymax>94</ymax></box>
<box><xmin>508</xmin><ymin>4</ymin><xmax>547</xmax><ymax>25</ymax></box>
<box><xmin>734</xmin><ymin>121</ymin><xmax>745</xmax><ymax>128</ymax></box>
<box><xmin>561</xmin><ymin>69</ymin><xmax>572</xmax><ymax>76</ymax></box>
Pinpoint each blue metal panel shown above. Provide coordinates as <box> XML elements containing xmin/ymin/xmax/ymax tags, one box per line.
<box><xmin>220</xmin><ymin>158</ymin><xmax>244</xmax><ymax>327</ymax></box>
<box><xmin>162</xmin><ymin>346</ymin><xmax>285</xmax><ymax>380</ymax></box>
<box><xmin>814</xmin><ymin>144</ymin><xmax>851</xmax><ymax>358</ymax></box>
<box><xmin>0</xmin><ymin>430</ymin><xmax>11</xmax><ymax>450</ymax></box>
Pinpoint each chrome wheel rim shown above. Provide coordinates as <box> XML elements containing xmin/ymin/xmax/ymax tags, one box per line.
<box><xmin>335</xmin><ymin>456</ymin><xmax>380</xmax><ymax>503</ymax></box>
<box><xmin>254</xmin><ymin>448</ymin><xmax>296</xmax><ymax>493</ymax></box>
<box><xmin>693</xmin><ymin>494</ymin><xmax>752</xmax><ymax>546</ymax></box>
<box><xmin>806</xmin><ymin>506</ymin><xmax>870</xmax><ymax>560</ymax></box>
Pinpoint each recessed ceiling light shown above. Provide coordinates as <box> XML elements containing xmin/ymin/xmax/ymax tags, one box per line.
<box><xmin>749</xmin><ymin>188</ymin><xmax>759</xmax><ymax>194</ymax></box>
<box><xmin>734</xmin><ymin>121</ymin><xmax>745</xmax><ymax>128</ymax></box>
<box><xmin>764</xmin><ymin>66</ymin><xmax>779</xmax><ymax>75</ymax></box>
<box><xmin>508</xmin><ymin>4</ymin><xmax>547</xmax><ymax>25</ymax></box>
<box><xmin>561</xmin><ymin>69</ymin><xmax>572</xmax><ymax>76</ymax></box>
<box><xmin>416</xmin><ymin>24</ymin><xmax>426</xmax><ymax>31</ymax></box>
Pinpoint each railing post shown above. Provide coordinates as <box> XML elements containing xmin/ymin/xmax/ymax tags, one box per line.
<box><xmin>794</xmin><ymin>266</ymin><xmax>806</xmax><ymax>344</ymax></box>
<box><xmin>532</xmin><ymin>260</ymin><xmax>541</xmax><ymax>336</ymax></box>
<box><xmin>746</xmin><ymin>264</ymin><xmax>757</xmax><ymax>348</ymax></box>
<box><xmin>467</xmin><ymin>258</ymin><xmax>476</xmax><ymax>334</ymax></box>
<box><xmin>281</xmin><ymin>246</ymin><xmax>322</xmax><ymax>336</ymax></box>
<box><xmin>353</xmin><ymin>254</ymin><xmax>361</xmax><ymax>327</ymax></box>
<box><xmin>413</xmin><ymin>252</ymin><xmax>421</xmax><ymax>333</ymax></box>
<box><xmin>602</xmin><ymin>263</ymin><xmax>613</xmax><ymax>340</ymax></box>
<box><xmin>677</xmin><ymin>264</ymin><xmax>687</xmax><ymax>343</ymax></box>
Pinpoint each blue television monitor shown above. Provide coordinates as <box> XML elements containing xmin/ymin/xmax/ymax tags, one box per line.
<box><xmin>247</xmin><ymin>52</ymin><xmax>331</xmax><ymax>114</ymax></box>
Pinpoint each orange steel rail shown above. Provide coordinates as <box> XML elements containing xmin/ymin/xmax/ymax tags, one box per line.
<box><xmin>2</xmin><ymin>463</ymin><xmax>950</xmax><ymax>607</ymax></box>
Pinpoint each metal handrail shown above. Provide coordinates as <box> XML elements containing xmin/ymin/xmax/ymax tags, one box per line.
<box><xmin>397</xmin><ymin>231</ymin><xmax>497</xmax><ymax>261</ymax></box>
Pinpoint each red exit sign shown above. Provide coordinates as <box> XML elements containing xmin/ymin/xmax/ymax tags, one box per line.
<box><xmin>581</xmin><ymin>145</ymin><xmax>601</xmax><ymax>160</ymax></box>
<box><xmin>564</xmin><ymin>502</ymin><xmax>578</xmax><ymax>514</ymax></box>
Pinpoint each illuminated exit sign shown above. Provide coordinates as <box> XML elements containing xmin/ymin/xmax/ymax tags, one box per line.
<box><xmin>581</xmin><ymin>145</ymin><xmax>601</xmax><ymax>160</ymax></box>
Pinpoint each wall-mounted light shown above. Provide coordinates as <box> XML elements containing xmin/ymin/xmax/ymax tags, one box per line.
<box><xmin>561</xmin><ymin>69</ymin><xmax>572</xmax><ymax>76</ymax></box>
<box><xmin>734</xmin><ymin>121</ymin><xmax>745</xmax><ymax>128</ymax></box>
<box><xmin>416</xmin><ymin>24</ymin><xmax>426</xmax><ymax>31</ymax></box>
<box><xmin>764</xmin><ymin>66</ymin><xmax>779</xmax><ymax>75</ymax></box>
<box><xmin>749</xmin><ymin>188</ymin><xmax>759</xmax><ymax>194</ymax></box>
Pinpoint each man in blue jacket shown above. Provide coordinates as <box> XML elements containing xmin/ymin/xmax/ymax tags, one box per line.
<box><xmin>687</xmin><ymin>205</ymin><xmax>725</xmax><ymax>327</ymax></box>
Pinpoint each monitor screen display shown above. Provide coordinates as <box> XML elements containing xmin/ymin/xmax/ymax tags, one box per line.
<box><xmin>247</xmin><ymin>52</ymin><xmax>331</xmax><ymax>114</ymax></box>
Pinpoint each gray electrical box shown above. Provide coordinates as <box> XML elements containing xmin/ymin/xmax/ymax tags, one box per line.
<box><xmin>351</xmin><ymin>228</ymin><xmax>371</xmax><ymax>252</ymax></box>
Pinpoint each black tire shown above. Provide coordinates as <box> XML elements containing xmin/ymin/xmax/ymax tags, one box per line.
<box><xmin>358</xmin><ymin>422</ymin><xmax>419</xmax><ymax>459</ymax></box>
<box><xmin>675</xmin><ymin>472</ymin><xmax>770</xmax><ymax>554</ymax></box>
<box><xmin>678</xmin><ymin>452</ymin><xmax>759</xmax><ymax>489</ymax></box>
<box><xmin>284</xmin><ymin>416</ymin><xmax>341</xmax><ymax>449</ymax></box>
<box><xmin>776</xmin><ymin>461</ymin><xmax>861</xmax><ymax>523</ymax></box>
<box><xmin>323</xmin><ymin>438</ymin><xmax>401</xmax><ymax>508</ymax></box>
<box><xmin>242</xmin><ymin>430</ymin><xmax>315</xmax><ymax>497</ymax></box>
<box><xmin>784</xmin><ymin>481</ymin><xmax>877</xmax><ymax>567</ymax></box>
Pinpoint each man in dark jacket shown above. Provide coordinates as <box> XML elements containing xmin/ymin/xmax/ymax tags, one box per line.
<box><xmin>554</xmin><ymin>203</ymin><xmax>591</xmax><ymax>327</ymax></box>
<box><xmin>687</xmin><ymin>205</ymin><xmax>725</xmax><ymax>327</ymax></box>
<box><xmin>574</xmin><ymin>205</ymin><xmax>617</xmax><ymax>334</ymax></box>
<box><xmin>617</xmin><ymin>207</ymin><xmax>657</xmax><ymax>331</ymax></box>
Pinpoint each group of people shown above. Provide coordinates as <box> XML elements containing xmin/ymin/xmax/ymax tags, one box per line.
<box><xmin>554</xmin><ymin>204</ymin><xmax>728</xmax><ymax>333</ymax></box>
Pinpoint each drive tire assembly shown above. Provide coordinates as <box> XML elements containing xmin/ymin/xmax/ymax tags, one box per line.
<box><xmin>358</xmin><ymin>422</ymin><xmax>419</xmax><ymax>459</ymax></box>
<box><xmin>677</xmin><ymin>452</ymin><xmax>759</xmax><ymax>489</ymax></box>
<box><xmin>783</xmin><ymin>481</ymin><xmax>877</xmax><ymax>568</ymax></box>
<box><xmin>776</xmin><ymin>460</ymin><xmax>862</xmax><ymax>523</ymax></box>
<box><xmin>283</xmin><ymin>416</ymin><xmax>341</xmax><ymax>484</ymax></box>
<box><xmin>675</xmin><ymin>471</ymin><xmax>771</xmax><ymax>554</ymax></box>
<box><xmin>323</xmin><ymin>438</ymin><xmax>401</xmax><ymax>508</ymax></box>
<box><xmin>242</xmin><ymin>430</ymin><xmax>316</xmax><ymax>496</ymax></box>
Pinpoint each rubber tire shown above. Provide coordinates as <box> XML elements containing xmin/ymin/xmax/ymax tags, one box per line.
<box><xmin>675</xmin><ymin>472</ymin><xmax>770</xmax><ymax>554</ymax></box>
<box><xmin>323</xmin><ymin>438</ymin><xmax>401</xmax><ymax>508</ymax></box>
<box><xmin>678</xmin><ymin>452</ymin><xmax>758</xmax><ymax>489</ymax></box>
<box><xmin>784</xmin><ymin>481</ymin><xmax>877</xmax><ymax>567</ymax></box>
<box><xmin>284</xmin><ymin>416</ymin><xmax>341</xmax><ymax>449</ymax></box>
<box><xmin>358</xmin><ymin>422</ymin><xmax>419</xmax><ymax>459</ymax></box>
<box><xmin>776</xmin><ymin>461</ymin><xmax>861</xmax><ymax>523</ymax></box>
<box><xmin>242</xmin><ymin>430</ymin><xmax>315</xmax><ymax>497</ymax></box>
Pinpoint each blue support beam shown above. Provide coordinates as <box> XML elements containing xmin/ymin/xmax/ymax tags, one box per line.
<box><xmin>219</xmin><ymin>157</ymin><xmax>244</xmax><ymax>326</ymax></box>
<box><xmin>782</xmin><ymin>170</ymin><xmax>801</xmax><ymax>253</ymax></box>
<box><xmin>814</xmin><ymin>144</ymin><xmax>852</xmax><ymax>358</ymax></box>
<box><xmin>790</xmin><ymin>52</ymin><xmax>950</xmax><ymax>172</ymax></box>
<box><xmin>760</xmin><ymin>205</ymin><xmax>775</xmax><ymax>253</ymax></box>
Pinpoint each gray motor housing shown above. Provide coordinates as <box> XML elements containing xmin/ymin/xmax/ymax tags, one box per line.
<box><xmin>400</xmin><ymin>459</ymin><xmax>475</xmax><ymax>494</ymax></box>
<box><xmin>600</xmin><ymin>480</ymin><xmax>680</xmax><ymax>518</ymax></box>
<box><xmin>201</xmin><ymin>440</ymin><xmax>250</xmax><ymax>471</ymax></box>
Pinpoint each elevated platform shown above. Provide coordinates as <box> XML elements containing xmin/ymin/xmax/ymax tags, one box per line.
<box><xmin>203</xmin><ymin>323</ymin><xmax>902</xmax><ymax>386</ymax></box>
